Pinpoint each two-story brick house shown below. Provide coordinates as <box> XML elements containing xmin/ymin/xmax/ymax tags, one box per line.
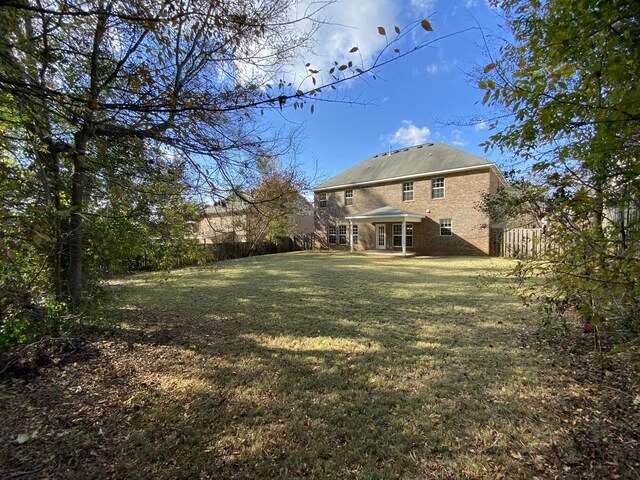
<box><xmin>313</xmin><ymin>142</ymin><xmax>505</xmax><ymax>256</ymax></box>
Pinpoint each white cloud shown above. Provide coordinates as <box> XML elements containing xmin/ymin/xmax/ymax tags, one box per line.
<box><xmin>382</xmin><ymin>120</ymin><xmax>431</xmax><ymax>148</ymax></box>
<box><xmin>410</xmin><ymin>0</ymin><xmax>437</xmax><ymax>14</ymax></box>
<box><xmin>473</xmin><ymin>120</ymin><xmax>487</xmax><ymax>131</ymax></box>
<box><xmin>425</xmin><ymin>63</ymin><xmax>442</xmax><ymax>75</ymax></box>
<box><xmin>423</xmin><ymin>60</ymin><xmax>457</xmax><ymax>75</ymax></box>
<box><xmin>231</xmin><ymin>0</ymin><xmax>400</xmax><ymax>89</ymax></box>
<box><xmin>236</xmin><ymin>0</ymin><xmax>446</xmax><ymax>90</ymax></box>
<box><xmin>294</xmin><ymin>0</ymin><xmax>398</xmax><ymax>82</ymax></box>
<box><xmin>465</xmin><ymin>0</ymin><xmax>478</xmax><ymax>8</ymax></box>
<box><xmin>450</xmin><ymin>129</ymin><xmax>468</xmax><ymax>147</ymax></box>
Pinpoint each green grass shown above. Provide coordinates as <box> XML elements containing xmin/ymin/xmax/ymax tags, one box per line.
<box><xmin>2</xmin><ymin>251</ymin><xmax>636</xmax><ymax>478</ymax></box>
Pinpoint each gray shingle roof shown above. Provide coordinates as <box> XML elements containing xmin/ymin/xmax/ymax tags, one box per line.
<box><xmin>314</xmin><ymin>142</ymin><xmax>495</xmax><ymax>191</ymax></box>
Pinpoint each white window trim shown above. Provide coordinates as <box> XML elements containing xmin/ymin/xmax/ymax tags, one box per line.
<box><xmin>439</xmin><ymin>219</ymin><xmax>452</xmax><ymax>236</ymax></box>
<box><xmin>432</xmin><ymin>177</ymin><xmax>445</xmax><ymax>199</ymax></box>
<box><xmin>392</xmin><ymin>223</ymin><xmax>413</xmax><ymax>247</ymax></box>
<box><xmin>338</xmin><ymin>225</ymin><xmax>347</xmax><ymax>245</ymax></box>
<box><xmin>328</xmin><ymin>225</ymin><xmax>336</xmax><ymax>244</ymax></box>
<box><xmin>402</xmin><ymin>182</ymin><xmax>414</xmax><ymax>201</ymax></box>
<box><xmin>319</xmin><ymin>192</ymin><xmax>327</xmax><ymax>208</ymax></box>
<box><xmin>345</xmin><ymin>190</ymin><xmax>353</xmax><ymax>206</ymax></box>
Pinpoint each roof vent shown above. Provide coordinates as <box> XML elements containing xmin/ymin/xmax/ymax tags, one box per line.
<box><xmin>403</xmin><ymin>148</ymin><xmax>409</xmax><ymax>151</ymax></box>
<box><xmin>427</xmin><ymin>142</ymin><xmax>434</xmax><ymax>146</ymax></box>
<box><xmin>416</xmin><ymin>145</ymin><xmax>423</xmax><ymax>148</ymax></box>
<box><xmin>373</xmin><ymin>154</ymin><xmax>378</xmax><ymax>158</ymax></box>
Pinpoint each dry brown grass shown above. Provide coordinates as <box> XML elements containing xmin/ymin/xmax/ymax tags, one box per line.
<box><xmin>1</xmin><ymin>251</ymin><xmax>638</xmax><ymax>479</ymax></box>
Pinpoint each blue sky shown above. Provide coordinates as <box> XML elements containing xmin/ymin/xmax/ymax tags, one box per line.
<box><xmin>266</xmin><ymin>0</ymin><xmax>507</xmax><ymax>186</ymax></box>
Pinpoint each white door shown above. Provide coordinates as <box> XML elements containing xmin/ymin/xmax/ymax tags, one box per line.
<box><xmin>377</xmin><ymin>225</ymin><xmax>386</xmax><ymax>250</ymax></box>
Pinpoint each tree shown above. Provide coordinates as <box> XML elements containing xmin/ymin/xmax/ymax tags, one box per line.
<box><xmin>244</xmin><ymin>152</ymin><xmax>304</xmax><ymax>244</ymax></box>
<box><xmin>0</xmin><ymin>129</ymin><xmax>206</xmax><ymax>350</ymax></box>
<box><xmin>0</xmin><ymin>0</ymin><xmax>438</xmax><ymax>317</ymax></box>
<box><xmin>480</xmin><ymin>0</ymin><xmax>640</xmax><ymax>342</ymax></box>
<box><xmin>83</xmin><ymin>139</ymin><xmax>207</xmax><ymax>275</ymax></box>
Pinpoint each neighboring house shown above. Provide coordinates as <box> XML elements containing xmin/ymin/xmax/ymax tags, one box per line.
<box><xmin>196</xmin><ymin>193</ymin><xmax>314</xmax><ymax>244</ymax></box>
<box><xmin>291</xmin><ymin>196</ymin><xmax>316</xmax><ymax>235</ymax></box>
<box><xmin>313</xmin><ymin>142</ymin><xmax>505</xmax><ymax>255</ymax></box>
<box><xmin>196</xmin><ymin>196</ymin><xmax>249</xmax><ymax>244</ymax></box>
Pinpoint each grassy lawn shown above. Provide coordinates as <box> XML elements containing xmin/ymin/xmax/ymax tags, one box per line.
<box><xmin>1</xmin><ymin>252</ymin><xmax>638</xmax><ymax>479</ymax></box>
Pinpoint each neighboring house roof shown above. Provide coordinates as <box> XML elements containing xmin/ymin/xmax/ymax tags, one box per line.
<box><xmin>314</xmin><ymin>142</ymin><xmax>500</xmax><ymax>191</ymax></box>
<box><xmin>204</xmin><ymin>192</ymin><xmax>253</xmax><ymax>217</ymax></box>
<box><xmin>346</xmin><ymin>206</ymin><xmax>425</xmax><ymax>224</ymax></box>
<box><xmin>204</xmin><ymin>192</ymin><xmax>313</xmax><ymax>217</ymax></box>
<box><xmin>204</xmin><ymin>202</ymin><xmax>248</xmax><ymax>217</ymax></box>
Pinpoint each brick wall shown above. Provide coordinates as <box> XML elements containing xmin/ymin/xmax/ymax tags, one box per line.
<box><xmin>314</xmin><ymin>168</ymin><xmax>498</xmax><ymax>255</ymax></box>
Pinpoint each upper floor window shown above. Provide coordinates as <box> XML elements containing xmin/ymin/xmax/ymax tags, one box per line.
<box><xmin>328</xmin><ymin>225</ymin><xmax>336</xmax><ymax>244</ymax></box>
<box><xmin>440</xmin><ymin>219</ymin><xmax>452</xmax><ymax>236</ymax></box>
<box><xmin>402</xmin><ymin>182</ymin><xmax>414</xmax><ymax>201</ymax></box>
<box><xmin>318</xmin><ymin>192</ymin><xmax>327</xmax><ymax>208</ymax></box>
<box><xmin>432</xmin><ymin>177</ymin><xmax>445</xmax><ymax>199</ymax></box>
<box><xmin>345</xmin><ymin>189</ymin><xmax>353</xmax><ymax>206</ymax></box>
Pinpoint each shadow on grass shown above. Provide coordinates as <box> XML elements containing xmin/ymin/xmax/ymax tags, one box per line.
<box><xmin>2</xmin><ymin>253</ymin><xmax>580</xmax><ymax>479</ymax></box>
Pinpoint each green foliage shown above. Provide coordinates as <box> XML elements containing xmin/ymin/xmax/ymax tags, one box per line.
<box><xmin>481</xmin><ymin>179</ymin><xmax>549</xmax><ymax>228</ymax></box>
<box><xmin>0</xmin><ymin>134</ymin><xmax>205</xmax><ymax>351</ymax></box>
<box><xmin>82</xmin><ymin>141</ymin><xmax>209</xmax><ymax>274</ymax></box>
<box><xmin>482</xmin><ymin>0</ymin><xmax>640</xmax><ymax>160</ymax></box>
<box><xmin>480</xmin><ymin>0</ymin><xmax>640</xmax><ymax>346</ymax></box>
<box><xmin>0</xmin><ymin>152</ymin><xmax>62</xmax><ymax>351</ymax></box>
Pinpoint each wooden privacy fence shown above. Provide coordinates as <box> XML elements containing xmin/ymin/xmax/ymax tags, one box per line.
<box><xmin>490</xmin><ymin>228</ymin><xmax>549</xmax><ymax>258</ymax></box>
<box><xmin>207</xmin><ymin>234</ymin><xmax>314</xmax><ymax>261</ymax></box>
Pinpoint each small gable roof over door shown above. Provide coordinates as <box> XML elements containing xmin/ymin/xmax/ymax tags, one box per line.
<box><xmin>345</xmin><ymin>206</ymin><xmax>425</xmax><ymax>224</ymax></box>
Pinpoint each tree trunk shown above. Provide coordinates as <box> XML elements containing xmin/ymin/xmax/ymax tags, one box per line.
<box><xmin>32</xmin><ymin>135</ymin><xmax>66</xmax><ymax>301</ymax></box>
<box><xmin>52</xmin><ymin>151</ymin><xmax>64</xmax><ymax>301</ymax></box>
<box><xmin>68</xmin><ymin>133</ymin><xmax>88</xmax><ymax>310</ymax></box>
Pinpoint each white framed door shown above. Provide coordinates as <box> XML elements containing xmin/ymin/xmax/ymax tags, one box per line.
<box><xmin>376</xmin><ymin>225</ymin><xmax>386</xmax><ymax>250</ymax></box>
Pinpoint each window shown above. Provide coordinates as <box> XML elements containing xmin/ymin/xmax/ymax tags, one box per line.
<box><xmin>318</xmin><ymin>192</ymin><xmax>327</xmax><ymax>208</ymax></box>
<box><xmin>345</xmin><ymin>189</ymin><xmax>353</xmax><ymax>206</ymax></box>
<box><xmin>352</xmin><ymin>225</ymin><xmax>359</xmax><ymax>244</ymax></box>
<box><xmin>392</xmin><ymin>223</ymin><xmax>413</xmax><ymax>247</ymax></box>
<box><xmin>328</xmin><ymin>225</ymin><xmax>336</xmax><ymax>244</ymax></box>
<box><xmin>338</xmin><ymin>225</ymin><xmax>347</xmax><ymax>245</ymax></box>
<box><xmin>432</xmin><ymin>177</ymin><xmax>445</xmax><ymax>199</ymax></box>
<box><xmin>440</xmin><ymin>219</ymin><xmax>452</xmax><ymax>236</ymax></box>
<box><xmin>402</xmin><ymin>182</ymin><xmax>414</xmax><ymax>201</ymax></box>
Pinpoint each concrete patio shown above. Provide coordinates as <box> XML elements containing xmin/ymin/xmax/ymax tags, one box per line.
<box><xmin>353</xmin><ymin>250</ymin><xmax>418</xmax><ymax>257</ymax></box>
